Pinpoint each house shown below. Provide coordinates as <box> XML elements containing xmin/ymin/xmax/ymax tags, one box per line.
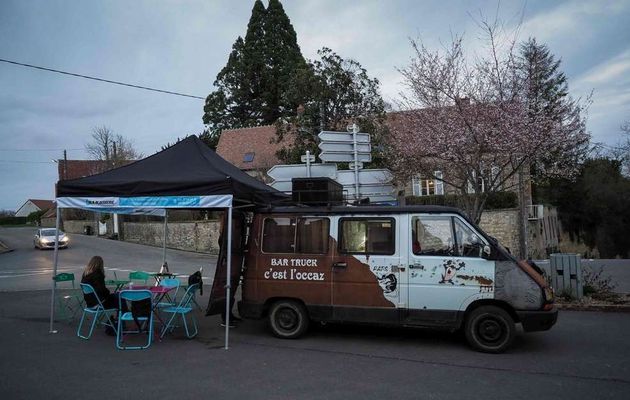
<box><xmin>40</xmin><ymin>208</ymin><xmax>57</xmax><ymax>228</ymax></box>
<box><xmin>215</xmin><ymin>125</ymin><xmax>294</xmax><ymax>181</ymax></box>
<box><xmin>15</xmin><ymin>199</ymin><xmax>54</xmax><ymax>217</ymax></box>
<box><xmin>57</xmin><ymin>159</ymin><xmax>132</xmax><ymax>180</ymax></box>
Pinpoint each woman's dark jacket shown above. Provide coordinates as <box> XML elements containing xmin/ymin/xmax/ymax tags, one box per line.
<box><xmin>81</xmin><ymin>270</ymin><xmax>111</xmax><ymax>307</ymax></box>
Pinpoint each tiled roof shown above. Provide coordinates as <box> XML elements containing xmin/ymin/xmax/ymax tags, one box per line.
<box><xmin>41</xmin><ymin>208</ymin><xmax>56</xmax><ymax>218</ymax></box>
<box><xmin>216</xmin><ymin>125</ymin><xmax>294</xmax><ymax>170</ymax></box>
<box><xmin>57</xmin><ymin>160</ymin><xmax>134</xmax><ymax>180</ymax></box>
<box><xmin>29</xmin><ymin>199</ymin><xmax>54</xmax><ymax>211</ymax></box>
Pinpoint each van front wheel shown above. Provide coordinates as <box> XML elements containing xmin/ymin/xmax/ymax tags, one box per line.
<box><xmin>268</xmin><ymin>300</ymin><xmax>309</xmax><ymax>339</ymax></box>
<box><xmin>465</xmin><ymin>305</ymin><xmax>515</xmax><ymax>353</ymax></box>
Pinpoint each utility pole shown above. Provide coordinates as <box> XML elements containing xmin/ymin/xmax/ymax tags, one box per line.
<box><xmin>351</xmin><ymin>123</ymin><xmax>360</xmax><ymax>202</ymax></box>
<box><xmin>62</xmin><ymin>149</ymin><xmax>67</xmax><ymax>180</ymax></box>
<box><xmin>518</xmin><ymin>164</ymin><xmax>528</xmax><ymax>259</ymax></box>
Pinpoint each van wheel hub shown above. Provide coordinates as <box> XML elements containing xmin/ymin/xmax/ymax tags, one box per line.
<box><xmin>478</xmin><ymin>319</ymin><xmax>502</xmax><ymax>342</ymax></box>
<box><xmin>277</xmin><ymin>308</ymin><xmax>298</xmax><ymax>330</ymax></box>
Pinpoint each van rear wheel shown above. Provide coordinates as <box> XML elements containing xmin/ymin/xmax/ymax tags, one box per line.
<box><xmin>465</xmin><ymin>305</ymin><xmax>515</xmax><ymax>353</ymax></box>
<box><xmin>268</xmin><ymin>300</ymin><xmax>309</xmax><ymax>339</ymax></box>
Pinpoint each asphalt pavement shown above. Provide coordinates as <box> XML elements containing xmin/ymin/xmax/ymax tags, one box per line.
<box><xmin>0</xmin><ymin>226</ymin><xmax>216</xmax><ymax>291</ymax></box>
<box><xmin>0</xmin><ymin>290</ymin><xmax>628</xmax><ymax>400</ymax></box>
<box><xmin>1</xmin><ymin>226</ymin><xmax>630</xmax><ymax>399</ymax></box>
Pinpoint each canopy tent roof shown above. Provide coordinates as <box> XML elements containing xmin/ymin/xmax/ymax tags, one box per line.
<box><xmin>56</xmin><ymin>135</ymin><xmax>286</xmax><ymax>205</ymax></box>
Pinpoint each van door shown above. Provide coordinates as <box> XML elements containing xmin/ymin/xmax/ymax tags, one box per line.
<box><xmin>331</xmin><ymin>215</ymin><xmax>401</xmax><ymax>324</ymax></box>
<box><xmin>405</xmin><ymin>214</ymin><xmax>459</xmax><ymax>326</ymax></box>
<box><xmin>405</xmin><ymin>214</ymin><xmax>495</xmax><ymax>327</ymax></box>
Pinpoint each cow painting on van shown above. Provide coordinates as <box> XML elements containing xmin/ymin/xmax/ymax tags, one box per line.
<box><xmin>210</xmin><ymin>205</ymin><xmax>557</xmax><ymax>353</ymax></box>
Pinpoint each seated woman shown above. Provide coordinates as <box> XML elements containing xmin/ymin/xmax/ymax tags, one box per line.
<box><xmin>81</xmin><ymin>256</ymin><xmax>127</xmax><ymax>313</ymax></box>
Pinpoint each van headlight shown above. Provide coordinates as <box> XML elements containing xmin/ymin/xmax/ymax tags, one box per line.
<box><xmin>543</xmin><ymin>286</ymin><xmax>554</xmax><ymax>302</ymax></box>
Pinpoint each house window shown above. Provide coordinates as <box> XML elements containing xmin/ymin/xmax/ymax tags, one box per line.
<box><xmin>243</xmin><ymin>152</ymin><xmax>255</xmax><ymax>163</ymax></box>
<box><xmin>412</xmin><ymin>171</ymin><xmax>444</xmax><ymax>196</ymax></box>
<box><xmin>467</xmin><ymin>166</ymin><xmax>500</xmax><ymax>193</ymax></box>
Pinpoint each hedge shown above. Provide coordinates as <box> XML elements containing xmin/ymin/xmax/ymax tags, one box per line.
<box><xmin>0</xmin><ymin>216</ymin><xmax>28</xmax><ymax>225</ymax></box>
<box><xmin>405</xmin><ymin>191</ymin><xmax>518</xmax><ymax>210</ymax></box>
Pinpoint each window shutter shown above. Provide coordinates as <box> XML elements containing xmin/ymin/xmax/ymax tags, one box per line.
<box><xmin>434</xmin><ymin>170</ymin><xmax>444</xmax><ymax>195</ymax></box>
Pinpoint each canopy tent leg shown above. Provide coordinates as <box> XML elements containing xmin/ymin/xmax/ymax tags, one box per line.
<box><xmin>224</xmin><ymin>206</ymin><xmax>232</xmax><ymax>350</ymax></box>
<box><xmin>162</xmin><ymin>210</ymin><xmax>168</xmax><ymax>265</ymax></box>
<box><xmin>48</xmin><ymin>208</ymin><xmax>61</xmax><ymax>334</ymax></box>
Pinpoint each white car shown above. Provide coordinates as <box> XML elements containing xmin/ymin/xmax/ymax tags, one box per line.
<box><xmin>33</xmin><ymin>228</ymin><xmax>69</xmax><ymax>249</ymax></box>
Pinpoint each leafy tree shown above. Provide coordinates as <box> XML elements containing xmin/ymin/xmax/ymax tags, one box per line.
<box><xmin>161</xmin><ymin>130</ymin><xmax>219</xmax><ymax>151</ymax></box>
<box><xmin>202</xmin><ymin>0</ymin><xmax>308</xmax><ymax>134</ymax></box>
<box><xmin>539</xmin><ymin>159</ymin><xmax>630</xmax><ymax>258</ymax></box>
<box><xmin>85</xmin><ymin>126</ymin><xmax>142</xmax><ymax>168</ymax></box>
<box><xmin>275</xmin><ymin>48</ymin><xmax>387</xmax><ymax>166</ymax></box>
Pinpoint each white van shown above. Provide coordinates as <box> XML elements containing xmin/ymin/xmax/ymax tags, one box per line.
<box><xmin>213</xmin><ymin>205</ymin><xmax>557</xmax><ymax>353</ymax></box>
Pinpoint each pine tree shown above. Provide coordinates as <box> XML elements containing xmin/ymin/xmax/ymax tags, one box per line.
<box><xmin>519</xmin><ymin>38</ymin><xmax>589</xmax><ymax>184</ymax></box>
<box><xmin>262</xmin><ymin>0</ymin><xmax>309</xmax><ymax>121</ymax></box>
<box><xmin>202</xmin><ymin>0</ymin><xmax>309</xmax><ymax>133</ymax></box>
<box><xmin>520</xmin><ymin>38</ymin><xmax>569</xmax><ymax>120</ymax></box>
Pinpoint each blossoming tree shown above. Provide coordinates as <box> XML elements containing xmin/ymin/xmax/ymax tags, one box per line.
<box><xmin>388</xmin><ymin>22</ymin><xmax>589</xmax><ymax>224</ymax></box>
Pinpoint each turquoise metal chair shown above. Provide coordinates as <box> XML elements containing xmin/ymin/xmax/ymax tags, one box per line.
<box><xmin>116</xmin><ymin>290</ymin><xmax>154</xmax><ymax>350</ymax></box>
<box><xmin>77</xmin><ymin>283</ymin><xmax>117</xmax><ymax>340</ymax></box>
<box><xmin>53</xmin><ymin>273</ymin><xmax>83</xmax><ymax>322</ymax></box>
<box><xmin>160</xmin><ymin>284</ymin><xmax>199</xmax><ymax>339</ymax></box>
<box><xmin>155</xmin><ymin>278</ymin><xmax>180</xmax><ymax>309</ymax></box>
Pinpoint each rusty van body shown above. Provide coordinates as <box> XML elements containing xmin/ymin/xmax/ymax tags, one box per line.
<box><xmin>222</xmin><ymin>205</ymin><xmax>557</xmax><ymax>353</ymax></box>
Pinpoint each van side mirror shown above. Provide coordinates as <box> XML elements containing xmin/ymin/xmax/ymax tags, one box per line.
<box><xmin>482</xmin><ymin>245</ymin><xmax>492</xmax><ymax>259</ymax></box>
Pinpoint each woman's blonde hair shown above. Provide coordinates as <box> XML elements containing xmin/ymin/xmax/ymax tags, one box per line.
<box><xmin>83</xmin><ymin>256</ymin><xmax>104</xmax><ymax>277</ymax></box>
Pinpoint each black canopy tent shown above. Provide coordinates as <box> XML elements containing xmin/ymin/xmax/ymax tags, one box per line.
<box><xmin>51</xmin><ymin>136</ymin><xmax>285</xmax><ymax>349</ymax></box>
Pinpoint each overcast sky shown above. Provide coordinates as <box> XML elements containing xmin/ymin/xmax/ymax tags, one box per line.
<box><xmin>1</xmin><ymin>0</ymin><xmax>629</xmax><ymax>210</ymax></box>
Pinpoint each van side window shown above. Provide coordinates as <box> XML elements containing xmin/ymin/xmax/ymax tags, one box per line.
<box><xmin>454</xmin><ymin>218</ymin><xmax>484</xmax><ymax>257</ymax></box>
<box><xmin>339</xmin><ymin>218</ymin><xmax>395</xmax><ymax>255</ymax></box>
<box><xmin>411</xmin><ymin>216</ymin><xmax>455</xmax><ymax>256</ymax></box>
<box><xmin>296</xmin><ymin>218</ymin><xmax>330</xmax><ymax>254</ymax></box>
<box><xmin>262</xmin><ymin>217</ymin><xmax>330</xmax><ymax>254</ymax></box>
<box><xmin>262</xmin><ymin>217</ymin><xmax>295</xmax><ymax>253</ymax></box>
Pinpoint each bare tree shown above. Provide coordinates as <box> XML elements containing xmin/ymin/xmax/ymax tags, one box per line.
<box><xmin>85</xmin><ymin>126</ymin><xmax>143</xmax><ymax>168</ymax></box>
<box><xmin>388</xmin><ymin>19</ymin><xmax>589</xmax><ymax>224</ymax></box>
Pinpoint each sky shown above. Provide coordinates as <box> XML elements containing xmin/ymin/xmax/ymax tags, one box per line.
<box><xmin>1</xmin><ymin>0</ymin><xmax>629</xmax><ymax>210</ymax></box>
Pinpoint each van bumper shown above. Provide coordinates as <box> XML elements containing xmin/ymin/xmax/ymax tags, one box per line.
<box><xmin>516</xmin><ymin>307</ymin><xmax>558</xmax><ymax>332</ymax></box>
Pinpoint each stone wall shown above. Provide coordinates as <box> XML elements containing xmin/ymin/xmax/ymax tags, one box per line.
<box><xmin>122</xmin><ymin>220</ymin><xmax>221</xmax><ymax>254</ymax></box>
<box><xmin>479</xmin><ymin>208</ymin><xmax>521</xmax><ymax>257</ymax></box>
<box><xmin>63</xmin><ymin>220</ymin><xmax>98</xmax><ymax>235</ymax></box>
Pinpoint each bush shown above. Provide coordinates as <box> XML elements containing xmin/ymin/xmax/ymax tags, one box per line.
<box><xmin>405</xmin><ymin>191</ymin><xmax>517</xmax><ymax>210</ymax></box>
<box><xmin>582</xmin><ymin>267</ymin><xmax>620</xmax><ymax>302</ymax></box>
<box><xmin>26</xmin><ymin>210</ymin><xmax>46</xmax><ymax>225</ymax></box>
<box><xmin>0</xmin><ymin>216</ymin><xmax>27</xmax><ymax>226</ymax></box>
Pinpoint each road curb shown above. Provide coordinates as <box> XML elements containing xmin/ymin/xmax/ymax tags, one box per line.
<box><xmin>557</xmin><ymin>303</ymin><xmax>630</xmax><ymax>313</ymax></box>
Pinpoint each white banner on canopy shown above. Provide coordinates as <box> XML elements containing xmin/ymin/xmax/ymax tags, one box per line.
<box><xmin>56</xmin><ymin>195</ymin><xmax>233</xmax><ymax>210</ymax></box>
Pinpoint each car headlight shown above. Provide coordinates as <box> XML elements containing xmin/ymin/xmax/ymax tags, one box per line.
<box><xmin>61</xmin><ymin>237</ymin><xmax>69</xmax><ymax>242</ymax></box>
<box><xmin>40</xmin><ymin>238</ymin><xmax>50</xmax><ymax>243</ymax></box>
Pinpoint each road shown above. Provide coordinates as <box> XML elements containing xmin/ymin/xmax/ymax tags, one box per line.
<box><xmin>0</xmin><ymin>226</ymin><xmax>217</xmax><ymax>291</ymax></box>
<box><xmin>0</xmin><ymin>289</ymin><xmax>628</xmax><ymax>399</ymax></box>
<box><xmin>1</xmin><ymin>227</ymin><xmax>629</xmax><ymax>398</ymax></box>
